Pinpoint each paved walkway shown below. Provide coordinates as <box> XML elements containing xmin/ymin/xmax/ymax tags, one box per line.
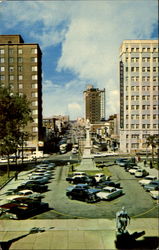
<box><xmin>0</xmin><ymin>218</ymin><xmax>158</xmax><ymax>249</ymax></box>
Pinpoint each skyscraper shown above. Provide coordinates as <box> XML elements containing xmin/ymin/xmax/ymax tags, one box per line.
<box><xmin>0</xmin><ymin>35</ymin><xmax>43</xmax><ymax>152</ymax></box>
<box><xmin>83</xmin><ymin>85</ymin><xmax>105</xmax><ymax>124</ymax></box>
<box><xmin>119</xmin><ymin>40</ymin><xmax>158</xmax><ymax>153</ymax></box>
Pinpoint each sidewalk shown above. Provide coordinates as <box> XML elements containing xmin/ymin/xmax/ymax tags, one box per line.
<box><xmin>0</xmin><ymin>218</ymin><xmax>158</xmax><ymax>249</ymax></box>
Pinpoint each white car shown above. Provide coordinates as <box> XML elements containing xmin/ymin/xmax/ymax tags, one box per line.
<box><xmin>128</xmin><ymin>166</ymin><xmax>141</xmax><ymax>175</ymax></box>
<box><xmin>96</xmin><ymin>186</ymin><xmax>123</xmax><ymax>200</ymax></box>
<box><xmin>150</xmin><ymin>190</ymin><xmax>159</xmax><ymax>200</ymax></box>
<box><xmin>135</xmin><ymin>169</ymin><xmax>149</xmax><ymax>178</ymax></box>
<box><xmin>94</xmin><ymin>173</ymin><xmax>106</xmax><ymax>183</ymax></box>
<box><xmin>139</xmin><ymin>176</ymin><xmax>157</xmax><ymax>186</ymax></box>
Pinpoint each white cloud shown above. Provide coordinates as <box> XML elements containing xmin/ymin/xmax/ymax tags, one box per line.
<box><xmin>0</xmin><ymin>0</ymin><xmax>158</xmax><ymax>119</ymax></box>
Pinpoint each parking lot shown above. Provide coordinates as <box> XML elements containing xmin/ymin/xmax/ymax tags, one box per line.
<box><xmin>0</xmin><ymin>159</ymin><xmax>158</xmax><ymax>220</ymax></box>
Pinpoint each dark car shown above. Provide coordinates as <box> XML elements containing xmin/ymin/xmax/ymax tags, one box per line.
<box><xmin>115</xmin><ymin>158</ymin><xmax>129</xmax><ymax>166</ymax></box>
<box><xmin>66</xmin><ymin>176</ymin><xmax>95</xmax><ymax>185</ymax></box>
<box><xmin>143</xmin><ymin>180</ymin><xmax>159</xmax><ymax>192</ymax></box>
<box><xmin>96</xmin><ymin>180</ymin><xmax>121</xmax><ymax>189</ymax></box>
<box><xmin>66</xmin><ymin>184</ymin><xmax>100</xmax><ymax>203</ymax></box>
<box><xmin>124</xmin><ymin>161</ymin><xmax>137</xmax><ymax>171</ymax></box>
<box><xmin>16</xmin><ymin>183</ymin><xmax>48</xmax><ymax>193</ymax></box>
<box><xmin>1</xmin><ymin>199</ymin><xmax>49</xmax><ymax>219</ymax></box>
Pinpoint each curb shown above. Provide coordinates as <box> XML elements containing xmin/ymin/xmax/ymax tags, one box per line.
<box><xmin>0</xmin><ymin>176</ymin><xmax>15</xmax><ymax>190</ymax></box>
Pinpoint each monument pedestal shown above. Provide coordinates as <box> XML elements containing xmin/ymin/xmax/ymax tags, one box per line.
<box><xmin>78</xmin><ymin>157</ymin><xmax>97</xmax><ymax>171</ymax></box>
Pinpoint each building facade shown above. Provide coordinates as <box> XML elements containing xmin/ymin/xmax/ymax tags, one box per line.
<box><xmin>83</xmin><ymin>85</ymin><xmax>105</xmax><ymax>124</ymax></box>
<box><xmin>119</xmin><ymin>40</ymin><xmax>158</xmax><ymax>153</ymax></box>
<box><xmin>0</xmin><ymin>35</ymin><xmax>43</xmax><ymax>152</ymax></box>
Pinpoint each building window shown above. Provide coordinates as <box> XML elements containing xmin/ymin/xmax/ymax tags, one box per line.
<box><xmin>147</xmin><ymin>124</ymin><xmax>150</xmax><ymax>128</ymax></box>
<box><xmin>153</xmin><ymin>47</ymin><xmax>158</xmax><ymax>52</ymax></box>
<box><xmin>18</xmin><ymin>75</ymin><xmax>23</xmax><ymax>80</ymax></box>
<box><xmin>18</xmin><ymin>57</ymin><xmax>23</xmax><ymax>63</ymax></box>
<box><xmin>153</xmin><ymin>114</ymin><xmax>157</xmax><ymax>119</ymax></box>
<box><xmin>131</xmin><ymin>143</ymin><xmax>139</xmax><ymax>149</ymax></box>
<box><xmin>153</xmin><ymin>105</ymin><xmax>157</xmax><ymax>110</ymax></box>
<box><xmin>131</xmin><ymin>105</ymin><xmax>135</xmax><ymax>110</ymax></box>
<box><xmin>33</xmin><ymin>118</ymin><xmax>38</xmax><ymax>123</ymax></box>
<box><xmin>0</xmin><ymin>58</ymin><xmax>5</xmax><ymax>63</ymax></box>
<box><xmin>31</xmin><ymin>57</ymin><xmax>38</xmax><ymax>63</ymax></box>
<box><xmin>0</xmin><ymin>49</ymin><xmax>5</xmax><ymax>54</ymax></box>
<box><xmin>0</xmin><ymin>75</ymin><xmax>5</xmax><ymax>80</ymax></box>
<box><xmin>153</xmin><ymin>57</ymin><xmax>158</xmax><ymax>62</ymax></box>
<box><xmin>32</xmin><ymin>83</ymin><xmax>38</xmax><ymax>89</ymax></box>
<box><xmin>19</xmin><ymin>83</ymin><xmax>23</xmax><ymax>89</ymax></box>
<box><xmin>32</xmin><ymin>127</ymin><xmax>38</xmax><ymax>132</ymax></box>
<box><xmin>31</xmin><ymin>48</ymin><xmax>37</xmax><ymax>54</ymax></box>
<box><xmin>142</xmin><ymin>124</ymin><xmax>146</xmax><ymax>128</ymax></box>
<box><xmin>18</xmin><ymin>66</ymin><xmax>23</xmax><ymax>72</ymax></box>
<box><xmin>0</xmin><ymin>66</ymin><xmax>5</xmax><ymax>72</ymax></box>
<box><xmin>31</xmin><ymin>92</ymin><xmax>38</xmax><ymax>97</ymax></box>
<box><xmin>32</xmin><ymin>101</ymin><xmax>38</xmax><ymax>106</ymax></box>
<box><xmin>32</xmin><ymin>75</ymin><xmax>38</xmax><ymax>80</ymax></box>
<box><xmin>18</xmin><ymin>49</ymin><xmax>23</xmax><ymax>54</ymax></box>
<box><xmin>9</xmin><ymin>48</ymin><xmax>14</xmax><ymax>55</ymax></box>
<box><xmin>32</xmin><ymin>109</ymin><xmax>38</xmax><ymax>115</ymax></box>
<box><xmin>9</xmin><ymin>75</ymin><xmax>14</xmax><ymax>80</ymax></box>
<box><xmin>31</xmin><ymin>66</ymin><xmax>37</xmax><ymax>71</ymax></box>
<box><xmin>153</xmin><ymin>124</ymin><xmax>157</xmax><ymax>129</ymax></box>
<box><xmin>9</xmin><ymin>66</ymin><xmax>14</xmax><ymax>72</ymax></box>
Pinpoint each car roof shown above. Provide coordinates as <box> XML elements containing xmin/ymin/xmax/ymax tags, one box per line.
<box><xmin>103</xmin><ymin>186</ymin><xmax>115</xmax><ymax>191</ymax></box>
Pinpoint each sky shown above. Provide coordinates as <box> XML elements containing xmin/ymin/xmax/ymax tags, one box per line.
<box><xmin>0</xmin><ymin>0</ymin><xmax>158</xmax><ymax>120</ymax></box>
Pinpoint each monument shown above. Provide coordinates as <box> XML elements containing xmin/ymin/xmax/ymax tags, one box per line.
<box><xmin>78</xmin><ymin>119</ymin><xmax>97</xmax><ymax>170</ymax></box>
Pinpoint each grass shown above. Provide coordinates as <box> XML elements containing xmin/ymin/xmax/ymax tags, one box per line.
<box><xmin>0</xmin><ymin>171</ymin><xmax>16</xmax><ymax>187</ymax></box>
<box><xmin>68</xmin><ymin>164</ymin><xmax>112</xmax><ymax>177</ymax></box>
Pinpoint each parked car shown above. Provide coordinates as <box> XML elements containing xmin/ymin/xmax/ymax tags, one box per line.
<box><xmin>68</xmin><ymin>176</ymin><xmax>95</xmax><ymax>185</ymax></box>
<box><xmin>66</xmin><ymin>184</ymin><xmax>100</xmax><ymax>203</ymax></box>
<box><xmin>150</xmin><ymin>190</ymin><xmax>159</xmax><ymax>200</ymax></box>
<box><xmin>143</xmin><ymin>180</ymin><xmax>159</xmax><ymax>192</ymax></box>
<box><xmin>135</xmin><ymin>169</ymin><xmax>149</xmax><ymax>178</ymax></box>
<box><xmin>66</xmin><ymin>172</ymin><xmax>87</xmax><ymax>182</ymax></box>
<box><xmin>96</xmin><ymin>180</ymin><xmax>121</xmax><ymax>189</ymax></box>
<box><xmin>94</xmin><ymin>173</ymin><xmax>109</xmax><ymax>183</ymax></box>
<box><xmin>28</xmin><ymin>176</ymin><xmax>50</xmax><ymax>184</ymax></box>
<box><xmin>96</xmin><ymin>186</ymin><xmax>123</xmax><ymax>200</ymax></box>
<box><xmin>16</xmin><ymin>183</ymin><xmax>48</xmax><ymax>193</ymax></box>
<box><xmin>115</xmin><ymin>158</ymin><xmax>129</xmax><ymax>166</ymax></box>
<box><xmin>16</xmin><ymin>189</ymin><xmax>44</xmax><ymax>200</ymax></box>
<box><xmin>139</xmin><ymin>176</ymin><xmax>157</xmax><ymax>186</ymax></box>
<box><xmin>1</xmin><ymin>199</ymin><xmax>49</xmax><ymax>219</ymax></box>
<box><xmin>128</xmin><ymin>166</ymin><xmax>141</xmax><ymax>175</ymax></box>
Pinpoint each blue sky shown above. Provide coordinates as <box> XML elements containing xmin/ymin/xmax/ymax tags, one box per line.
<box><xmin>0</xmin><ymin>0</ymin><xmax>158</xmax><ymax>120</ymax></box>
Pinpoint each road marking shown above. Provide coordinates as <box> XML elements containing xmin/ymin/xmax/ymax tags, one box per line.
<box><xmin>132</xmin><ymin>205</ymin><xmax>158</xmax><ymax>218</ymax></box>
<box><xmin>51</xmin><ymin>209</ymin><xmax>86</xmax><ymax>219</ymax></box>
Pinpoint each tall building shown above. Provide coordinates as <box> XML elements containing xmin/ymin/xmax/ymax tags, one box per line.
<box><xmin>0</xmin><ymin>35</ymin><xmax>43</xmax><ymax>152</ymax></box>
<box><xmin>83</xmin><ymin>85</ymin><xmax>105</xmax><ymax>124</ymax></box>
<box><xmin>119</xmin><ymin>40</ymin><xmax>158</xmax><ymax>153</ymax></box>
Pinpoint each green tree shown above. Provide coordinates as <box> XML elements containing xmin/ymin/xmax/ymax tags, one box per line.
<box><xmin>0</xmin><ymin>85</ymin><xmax>33</xmax><ymax>177</ymax></box>
<box><xmin>146</xmin><ymin>135</ymin><xmax>157</xmax><ymax>167</ymax></box>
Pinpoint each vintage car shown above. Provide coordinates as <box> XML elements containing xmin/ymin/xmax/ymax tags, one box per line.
<box><xmin>96</xmin><ymin>180</ymin><xmax>121</xmax><ymax>189</ymax></box>
<box><xmin>135</xmin><ymin>169</ymin><xmax>149</xmax><ymax>178</ymax></box>
<box><xmin>128</xmin><ymin>166</ymin><xmax>141</xmax><ymax>175</ymax></box>
<box><xmin>16</xmin><ymin>183</ymin><xmax>48</xmax><ymax>193</ymax></box>
<box><xmin>150</xmin><ymin>190</ymin><xmax>159</xmax><ymax>200</ymax></box>
<box><xmin>143</xmin><ymin>180</ymin><xmax>159</xmax><ymax>191</ymax></box>
<box><xmin>96</xmin><ymin>186</ymin><xmax>123</xmax><ymax>200</ymax></box>
<box><xmin>66</xmin><ymin>184</ymin><xmax>100</xmax><ymax>203</ymax></box>
<box><xmin>139</xmin><ymin>176</ymin><xmax>157</xmax><ymax>186</ymax></box>
<box><xmin>94</xmin><ymin>173</ymin><xmax>109</xmax><ymax>183</ymax></box>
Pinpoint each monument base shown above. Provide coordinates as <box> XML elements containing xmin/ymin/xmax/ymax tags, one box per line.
<box><xmin>78</xmin><ymin>157</ymin><xmax>97</xmax><ymax>171</ymax></box>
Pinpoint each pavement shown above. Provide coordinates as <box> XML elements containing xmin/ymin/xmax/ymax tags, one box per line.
<box><xmin>0</xmin><ymin>161</ymin><xmax>159</xmax><ymax>250</ymax></box>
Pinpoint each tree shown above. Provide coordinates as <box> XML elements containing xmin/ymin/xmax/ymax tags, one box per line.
<box><xmin>0</xmin><ymin>85</ymin><xmax>33</xmax><ymax>177</ymax></box>
<box><xmin>146</xmin><ymin>135</ymin><xmax>158</xmax><ymax>167</ymax></box>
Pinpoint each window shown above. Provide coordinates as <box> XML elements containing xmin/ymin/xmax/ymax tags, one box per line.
<box><xmin>18</xmin><ymin>66</ymin><xmax>23</xmax><ymax>72</ymax></box>
<box><xmin>126</xmin><ymin>105</ymin><xmax>128</xmax><ymax>110</ymax></box>
<box><xmin>31</xmin><ymin>66</ymin><xmax>37</xmax><ymax>71</ymax></box>
<box><xmin>0</xmin><ymin>49</ymin><xmax>5</xmax><ymax>54</ymax></box>
<box><xmin>153</xmin><ymin>105</ymin><xmax>157</xmax><ymax>110</ymax></box>
<box><xmin>136</xmin><ymin>115</ymin><xmax>139</xmax><ymax>120</ymax></box>
<box><xmin>136</xmin><ymin>105</ymin><xmax>139</xmax><ymax>110</ymax></box>
<box><xmin>126</xmin><ymin>96</ymin><xmax>128</xmax><ymax>100</ymax></box>
<box><xmin>9</xmin><ymin>48</ymin><xmax>14</xmax><ymax>55</ymax></box>
<box><xmin>0</xmin><ymin>66</ymin><xmax>5</xmax><ymax>72</ymax></box>
<box><xmin>125</xmin><ymin>57</ymin><xmax>128</xmax><ymax>62</ymax></box>
<box><xmin>32</xmin><ymin>127</ymin><xmax>38</xmax><ymax>132</ymax></box>
<box><xmin>153</xmin><ymin>47</ymin><xmax>158</xmax><ymax>52</ymax></box>
<box><xmin>9</xmin><ymin>84</ymin><xmax>14</xmax><ymax>89</ymax></box>
<box><xmin>147</xmin><ymin>124</ymin><xmax>150</xmax><ymax>128</ymax></box>
<box><xmin>126</xmin><ymin>48</ymin><xmax>129</xmax><ymax>52</ymax></box>
<box><xmin>153</xmin><ymin>124</ymin><xmax>157</xmax><ymax>129</ymax></box>
<box><xmin>136</xmin><ymin>48</ymin><xmax>139</xmax><ymax>52</ymax></box>
<box><xmin>126</xmin><ymin>124</ymin><xmax>129</xmax><ymax>128</ymax></box>
<box><xmin>19</xmin><ymin>84</ymin><xmax>23</xmax><ymax>89</ymax></box>
<box><xmin>131</xmin><ymin>105</ymin><xmax>135</xmax><ymax>110</ymax></box>
<box><xmin>0</xmin><ymin>75</ymin><xmax>5</xmax><ymax>80</ymax></box>
<box><xmin>153</xmin><ymin>57</ymin><xmax>158</xmax><ymax>62</ymax></box>
<box><xmin>131</xmin><ymin>124</ymin><xmax>135</xmax><ymax>129</ymax></box>
<box><xmin>126</xmin><ymin>135</ymin><xmax>129</xmax><ymax>138</ymax></box>
<box><xmin>31</xmin><ymin>57</ymin><xmax>37</xmax><ymax>63</ymax></box>
<box><xmin>32</xmin><ymin>75</ymin><xmax>38</xmax><ymax>80</ymax></box>
<box><xmin>153</xmin><ymin>86</ymin><xmax>157</xmax><ymax>91</ymax></box>
<box><xmin>142</xmin><ymin>115</ymin><xmax>146</xmax><ymax>119</ymax></box>
<box><xmin>136</xmin><ymin>86</ymin><xmax>139</xmax><ymax>91</ymax></box>
<box><xmin>9</xmin><ymin>75</ymin><xmax>14</xmax><ymax>80</ymax></box>
<box><xmin>126</xmin><ymin>67</ymin><xmax>128</xmax><ymax>72</ymax></box>
<box><xmin>18</xmin><ymin>57</ymin><xmax>23</xmax><ymax>63</ymax></box>
<box><xmin>153</xmin><ymin>76</ymin><xmax>157</xmax><ymax>82</ymax></box>
<box><xmin>32</xmin><ymin>109</ymin><xmax>38</xmax><ymax>115</ymax></box>
<box><xmin>32</xmin><ymin>83</ymin><xmax>38</xmax><ymax>89</ymax></box>
<box><xmin>131</xmin><ymin>67</ymin><xmax>135</xmax><ymax>72</ymax></box>
<box><xmin>131</xmin><ymin>115</ymin><xmax>135</xmax><ymax>119</ymax></box>
<box><xmin>33</xmin><ymin>118</ymin><xmax>38</xmax><ymax>123</ymax></box>
<box><xmin>31</xmin><ymin>48</ymin><xmax>37</xmax><ymax>54</ymax></box>
<box><xmin>9</xmin><ymin>66</ymin><xmax>14</xmax><ymax>72</ymax></box>
<box><xmin>31</xmin><ymin>92</ymin><xmax>38</xmax><ymax>97</ymax></box>
<box><xmin>32</xmin><ymin>101</ymin><xmax>38</xmax><ymax>106</ymax></box>
<box><xmin>131</xmin><ymin>96</ymin><xmax>135</xmax><ymax>101</ymax></box>
<box><xmin>131</xmin><ymin>86</ymin><xmax>135</xmax><ymax>91</ymax></box>
<box><xmin>18</xmin><ymin>49</ymin><xmax>22</xmax><ymax>54</ymax></box>
<box><xmin>126</xmin><ymin>115</ymin><xmax>129</xmax><ymax>119</ymax></box>
<box><xmin>0</xmin><ymin>58</ymin><xmax>5</xmax><ymax>63</ymax></box>
<box><xmin>142</xmin><ymin>67</ymin><xmax>146</xmax><ymax>72</ymax></box>
<box><xmin>131</xmin><ymin>48</ymin><xmax>135</xmax><ymax>52</ymax></box>
<box><xmin>136</xmin><ymin>124</ymin><xmax>139</xmax><ymax>129</ymax></box>
<box><xmin>142</xmin><ymin>124</ymin><xmax>146</xmax><ymax>128</ymax></box>
<box><xmin>136</xmin><ymin>96</ymin><xmax>139</xmax><ymax>100</ymax></box>
<box><xmin>153</xmin><ymin>114</ymin><xmax>157</xmax><ymax>119</ymax></box>
<box><xmin>142</xmin><ymin>105</ymin><xmax>146</xmax><ymax>110</ymax></box>
<box><xmin>18</xmin><ymin>75</ymin><xmax>23</xmax><ymax>80</ymax></box>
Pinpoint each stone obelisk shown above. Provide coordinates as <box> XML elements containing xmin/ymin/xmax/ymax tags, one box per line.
<box><xmin>78</xmin><ymin>119</ymin><xmax>97</xmax><ymax>170</ymax></box>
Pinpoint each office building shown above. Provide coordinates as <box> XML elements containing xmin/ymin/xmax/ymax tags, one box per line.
<box><xmin>83</xmin><ymin>85</ymin><xmax>105</xmax><ymax>124</ymax></box>
<box><xmin>119</xmin><ymin>40</ymin><xmax>158</xmax><ymax>153</ymax></box>
<box><xmin>0</xmin><ymin>35</ymin><xmax>43</xmax><ymax>152</ymax></box>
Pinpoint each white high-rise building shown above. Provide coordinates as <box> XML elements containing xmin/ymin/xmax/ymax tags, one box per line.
<box><xmin>119</xmin><ymin>40</ymin><xmax>158</xmax><ymax>153</ymax></box>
